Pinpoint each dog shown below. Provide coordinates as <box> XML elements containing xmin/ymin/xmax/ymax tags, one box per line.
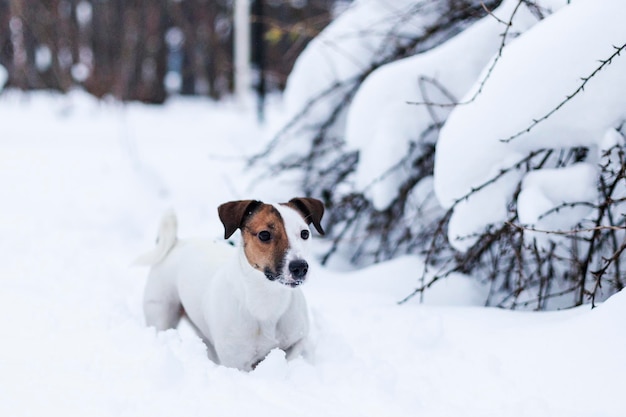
<box><xmin>136</xmin><ymin>198</ymin><xmax>325</xmax><ymax>371</ymax></box>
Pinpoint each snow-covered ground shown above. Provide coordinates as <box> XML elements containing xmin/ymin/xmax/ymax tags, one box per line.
<box><xmin>0</xmin><ymin>90</ymin><xmax>624</xmax><ymax>417</ymax></box>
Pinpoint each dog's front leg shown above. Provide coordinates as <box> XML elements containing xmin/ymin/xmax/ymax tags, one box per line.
<box><xmin>277</xmin><ymin>291</ymin><xmax>310</xmax><ymax>362</ymax></box>
<box><xmin>214</xmin><ymin>341</ymin><xmax>256</xmax><ymax>371</ymax></box>
<box><xmin>284</xmin><ymin>336</ymin><xmax>310</xmax><ymax>361</ymax></box>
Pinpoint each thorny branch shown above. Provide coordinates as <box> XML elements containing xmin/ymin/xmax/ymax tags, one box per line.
<box><xmin>506</xmin><ymin>222</ymin><xmax>626</xmax><ymax>235</ymax></box>
<box><xmin>500</xmin><ymin>42</ymin><xmax>626</xmax><ymax>143</ymax></box>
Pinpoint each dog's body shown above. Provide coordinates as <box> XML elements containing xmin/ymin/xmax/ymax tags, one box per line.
<box><xmin>138</xmin><ymin>198</ymin><xmax>324</xmax><ymax>371</ymax></box>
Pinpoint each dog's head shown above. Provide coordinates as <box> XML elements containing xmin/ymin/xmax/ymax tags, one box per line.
<box><xmin>218</xmin><ymin>198</ymin><xmax>325</xmax><ymax>287</ymax></box>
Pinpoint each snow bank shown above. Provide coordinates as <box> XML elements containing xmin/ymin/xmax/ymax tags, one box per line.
<box><xmin>434</xmin><ymin>0</ymin><xmax>626</xmax><ymax>249</ymax></box>
<box><xmin>344</xmin><ymin>0</ymin><xmax>568</xmax><ymax>210</ymax></box>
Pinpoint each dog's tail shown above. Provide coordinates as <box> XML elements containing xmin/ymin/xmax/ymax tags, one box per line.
<box><xmin>134</xmin><ymin>209</ymin><xmax>178</xmax><ymax>266</ymax></box>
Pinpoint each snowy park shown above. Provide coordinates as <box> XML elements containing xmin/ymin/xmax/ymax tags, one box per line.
<box><xmin>1</xmin><ymin>0</ymin><xmax>626</xmax><ymax>416</ymax></box>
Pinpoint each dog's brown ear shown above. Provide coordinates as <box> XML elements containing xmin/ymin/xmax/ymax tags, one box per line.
<box><xmin>287</xmin><ymin>197</ymin><xmax>325</xmax><ymax>236</ymax></box>
<box><xmin>218</xmin><ymin>200</ymin><xmax>262</xmax><ymax>239</ymax></box>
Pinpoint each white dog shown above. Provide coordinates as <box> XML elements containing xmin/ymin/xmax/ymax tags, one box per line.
<box><xmin>137</xmin><ymin>198</ymin><xmax>325</xmax><ymax>371</ymax></box>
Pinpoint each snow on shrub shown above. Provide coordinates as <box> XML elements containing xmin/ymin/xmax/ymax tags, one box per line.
<box><xmin>436</xmin><ymin>0</ymin><xmax>626</xmax><ymax>246</ymax></box>
<box><xmin>430</xmin><ymin>0</ymin><xmax>626</xmax><ymax>308</ymax></box>
<box><xmin>254</xmin><ymin>0</ymin><xmax>626</xmax><ymax>309</ymax></box>
<box><xmin>344</xmin><ymin>0</ymin><xmax>562</xmax><ymax>210</ymax></box>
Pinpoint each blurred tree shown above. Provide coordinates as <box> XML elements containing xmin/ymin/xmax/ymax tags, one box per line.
<box><xmin>0</xmin><ymin>0</ymin><xmax>334</xmax><ymax>102</ymax></box>
<box><xmin>0</xmin><ymin>2</ymin><xmax>13</xmax><ymax>82</ymax></box>
<box><xmin>6</xmin><ymin>0</ymin><xmax>39</xmax><ymax>89</ymax></box>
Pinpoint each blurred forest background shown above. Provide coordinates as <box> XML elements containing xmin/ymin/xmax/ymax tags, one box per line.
<box><xmin>0</xmin><ymin>0</ymin><xmax>335</xmax><ymax>103</ymax></box>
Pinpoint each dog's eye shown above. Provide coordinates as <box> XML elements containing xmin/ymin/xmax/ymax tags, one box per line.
<box><xmin>258</xmin><ymin>231</ymin><xmax>272</xmax><ymax>242</ymax></box>
<box><xmin>300</xmin><ymin>230</ymin><xmax>310</xmax><ymax>240</ymax></box>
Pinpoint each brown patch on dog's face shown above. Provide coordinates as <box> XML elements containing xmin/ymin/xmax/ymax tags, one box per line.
<box><xmin>240</xmin><ymin>204</ymin><xmax>289</xmax><ymax>279</ymax></box>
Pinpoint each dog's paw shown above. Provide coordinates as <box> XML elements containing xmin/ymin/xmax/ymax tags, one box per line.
<box><xmin>252</xmin><ymin>349</ymin><xmax>288</xmax><ymax>379</ymax></box>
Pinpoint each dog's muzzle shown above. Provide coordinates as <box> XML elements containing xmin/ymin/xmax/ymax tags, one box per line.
<box><xmin>264</xmin><ymin>260</ymin><xmax>309</xmax><ymax>287</ymax></box>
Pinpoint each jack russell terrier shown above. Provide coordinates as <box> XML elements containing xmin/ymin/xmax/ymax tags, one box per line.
<box><xmin>137</xmin><ymin>198</ymin><xmax>325</xmax><ymax>371</ymax></box>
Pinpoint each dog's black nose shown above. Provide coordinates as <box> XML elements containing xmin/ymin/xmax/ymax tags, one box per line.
<box><xmin>288</xmin><ymin>260</ymin><xmax>309</xmax><ymax>278</ymax></box>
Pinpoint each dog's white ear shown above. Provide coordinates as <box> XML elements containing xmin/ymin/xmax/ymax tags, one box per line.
<box><xmin>218</xmin><ymin>200</ymin><xmax>262</xmax><ymax>239</ymax></box>
<box><xmin>287</xmin><ymin>197</ymin><xmax>325</xmax><ymax>236</ymax></box>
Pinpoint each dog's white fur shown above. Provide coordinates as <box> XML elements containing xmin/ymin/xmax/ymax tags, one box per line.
<box><xmin>138</xmin><ymin>203</ymin><xmax>318</xmax><ymax>371</ymax></box>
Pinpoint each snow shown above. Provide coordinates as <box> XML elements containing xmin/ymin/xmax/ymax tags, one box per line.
<box><xmin>517</xmin><ymin>163</ymin><xmax>597</xmax><ymax>228</ymax></box>
<box><xmin>433</xmin><ymin>0</ymin><xmax>626</xmax><ymax>249</ymax></box>
<box><xmin>344</xmin><ymin>0</ymin><xmax>568</xmax><ymax>210</ymax></box>
<box><xmin>0</xmin><ymin>89</ymin><xmax>624</xmax><ymax>417</ymax></box>
<box><xmin>516</xmin><ymin>162</ymin><xmax>598</xmax><ymax>251</ymax></box>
